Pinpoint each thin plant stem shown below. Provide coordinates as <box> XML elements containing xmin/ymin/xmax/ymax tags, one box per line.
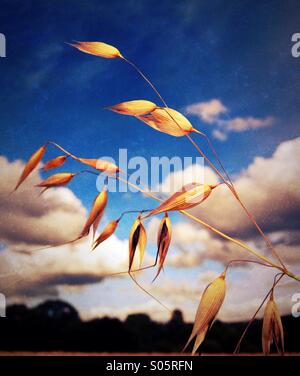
<box><xmin>128</xmin><ymin>272</ymin><xmax>171</xmax><ymax>312</ymax></box>
<box><xmin>117</xmin><ymin>174</ymin><xmax>277</xmax><ymax>267</ymax></box>
<box><xmin>115</xmin><ymin>175</ymin><xmax>300</xmax><ymax>283</ymax></box>
<box><xmin>121</xmin><ymin>56</ymin><xmax>286</xmax><ymax>269</ymax></box>
<box><xmin>234</xmin><ymin>273</ymin><xmax>284</xmax><ymax>354</ymax></box>
<box><xmin>121</xmin><ymin>57</ymin><xmax>168</xmax><ymax>108</ymax></box>
<box><xmin>98</xmin><ymin>243</ymin><xmax>161</xmax><ymax>277</ymax></box>
<box><xmin>224</xmin><ymin>259</ymin><xmax>275</xmax><ymax>274</ymax></box>
<box><xmin>41</xmin><ymin>142</ymin><xmax>299</xmax><ymax>282</ymax></box>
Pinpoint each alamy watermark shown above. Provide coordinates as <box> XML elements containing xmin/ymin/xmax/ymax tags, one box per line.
<box><xmin>291</xmin><ymin>33</ymin><xmax>300</xmax><ymax>58</ymax></box>
<box><xmin>292</xmin><ymin>293</ymin><xmax>300</xmax><ymax>318</ymax></box>
<box><xmin>0</xmin><ymin>33</ymin><xmax>6</xmax><ymax>57</ymax></box>
<box><xmin>95</xmin><ymin>149</ymin><xmax>205</xmax><ymax>194</ymax></box>
<box><xmin>0</xmin><ymin>293</ymin><xmax>6</xmax><ymax>317</ymax></box>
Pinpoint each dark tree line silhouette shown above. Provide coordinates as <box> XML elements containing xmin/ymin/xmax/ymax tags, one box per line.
<box><xmin>0</xmin><ymin>300</ymin><xmax>299</xmax><ymax>353</ymax></box>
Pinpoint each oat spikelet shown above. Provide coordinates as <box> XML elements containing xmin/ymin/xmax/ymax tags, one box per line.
<box><xmin>262</xmin><ymin>294</ymin><xmax>284</xmax><ymax>355</ymax></box>
<box><xmin>184</xmin><ymin>273</ymin><xmax>226</xmax><ymax>354</ymax></box>
<box><xmin>36</xmin><ymin>172</ymin><xmax>76</xmax><ymax>189</ymax></box>
<box><xmin>70</xmin><ymin>41</ymin><xmax>123</xmax><ymax>59</ymax></box>
<box><xmin>108</xmin><ymin>100</ymin><xmax>157</xmax><ymax>116</ymax></box>
<box><xmin>137</xmin><ymin>107</ymin><xmax>198</xmax><ymax>137</ymax></box>
<box><xmin>92</xmin><ymin>219</ymin><xmax>120</xmax><ymax>250</ymax></box>
<box><xmin>43</xmin><ymin>155</ymin><xmax>68</xmax><ymax>170</ymax></box>
<box><xmin>153</xmin><ymin>213</ymin><xmax>172</xmax><ymax>282</ymax></box>
<box><xmin>78</xmin><ymin>158</ymin><xmax>120</xmax><ymax>174</ymax></box>
<box><xmin>80</xmin><ymin>189</ymin><xmax>108</xmax><ymax>237</ymax></box>
<box><xmin>14</xmin><ymin>144</ymin><xmax>47</xmax><ymax>191</ymax></box>
<box><xmin>145</xmin><ymin>183</ymin><xmax>218</xmax><ymax>217</ymax></box>
<box><xmin>128</xmin><ymin>216</ymin><xmax>147</xmax><ymax>271</ymax></box>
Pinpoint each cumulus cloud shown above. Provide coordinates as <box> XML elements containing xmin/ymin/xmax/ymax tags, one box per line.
<box><xmin>220</xmin><ymin>116</ymin><xmax>275</xmax><ymax>132</ymax></box>
<box><xmin>147</xmin><ymin>217</ymin><xmax>247</xmax><ymax>268</ymax></box>
<box><xmin>1</xmin><ymin>136</ymin><xmax>300</xmax><ymax>324</ymax></box>
<box><xmin>158</xmin><ymin>162</ymin><xmax>218</xmax><ymax>194</ymax></box>
<box><xmin>212</xmin><ymin>129</ymin><xmax>227</xmax><ymax>141</ymax></box>
<box><xmin>0</xmin><ymin>156</ymin><xmax>129</xmax><ymax>300</ymax></box>
<box><xmin>0</xmin><ymin>235</ymin><xmax>129</xmax><ymax>300</ymax></box>
<box><xmin>88</xmin><ymin>266</ymin><xmax>300</xmax><ymax>323</ymax></box>
<box><xmin>185</xmin><ymin>98</ymin><xmax>275</xmax><ymax>140</ymax></box>
<box><xmin>219</xmin><ymin>266</ymin><xmax>300</xmax><ymax>322</ymax></box>
<box><xmin>0</xmin><ymin>156</ymin><xmax>86</xmax><ymax>246</ymax></box>
<box><xmin>189</xmin><ymin>136</ymin><xmax>300</xmax><ymax>238</ymax></box>
<box><xmin>159</xmin><ymin>137</ymin><xmax>300</xmax><ymax>237</ymax></box>
<box><xmin>153</xmin><ymin>137</ymin><xmax>300</xmax><ymax>268</ymax></box>
<box><xmin>186</xmin><ymin>99</ymin><xmax>228</xmax><ymax>124</ymax></box>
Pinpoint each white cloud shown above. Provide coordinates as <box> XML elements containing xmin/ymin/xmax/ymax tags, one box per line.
<box><xmin>0</xmin><ymin>156</ymin><xmax>130</xmax><ymax>299</ymax></box>
<box><xmin>189</xmin><ymin>136</ymin><xmax>300</xmax><ymax>238</ymax></box>
<box><xmin>212</xmin><ymin>129</ymin><xmax>227</xmax><ymax>141</ymax></box>
<box><xmin>0</xmin><ymin>234</ymin><xmax>129</xmax><ymax>300</ymax></box>
<box><xmin>158</xmin><ymin>163</ymin><xmax>218</xmax><ymax>194</ymax></box>
<box><xmin>147</xmin><ymin>217</ymin><xmax>249</xmax><ymax>269</ymax></box>
<box><xmin>219</xmin><ymin>116</ymin><xmax>275</xmax><ymax>132</ymax></box>
<box><xmin>2</xmin><ymin>135</ymin><xmax>300</xmax><ymax>325</ymax></box>
<box><xmin>186</xmin><ymin>99</ymin><xmax>228</xmax><ymax>123</ymax></box>
<box><xmin>185</xmin><ymin>98</ymin><xmax>275</xmax><ymax>140</ymax></box>
<box><xmin>153</xmin><ymin>137</ymin><xmax>300</xmax><ymax>268</ymax></box>
<box><xmin>158</xmin><ymin>136</ymin><xmax>300</xmax><ymax>238</ymax></box>
<box><xmin>0</xmin><ymin>156</ymin><xmax>86</xmax><ymax>246</ymax></box>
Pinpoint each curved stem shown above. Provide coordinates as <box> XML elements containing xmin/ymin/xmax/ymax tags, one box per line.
<box><xmin>121</xmin><ymin>56</ymin><xmax>286</xmax><ymax>269</ymax></box>
<box><xmin>202</xmin><ymin>133</ymin><xmax>235</xmax><ymax>188</ymax></box>
<box><xmin>121</xmin><ymin>57</ymin><xmax>168</xmax><ymax>108</ymax></box>
<box><xmin>115</xmin><ymin>175</ymin><xmax>280</xmax><ymax>270</ymax></box>
<box><xmin>224</xmin><ymin>259</ymin><xmax>274</xmax><ymax>274</ymax></box>
<box><xmin>180</xmin><ymin>209</ymin><xmax>281</xmax><ymax>270</ymax></box>
<box><xmin>43</xmin><ymin>142</ymin><xmax>299</xmax><ymax>282</ymax></box>
<box><xmin>47</xmin><ymin>141</ymin><xmax>79</xmax><ymax>160</ymax></box>
<box><xmin>128</xmin><ymin>271</ymin><xmax>171</xmax><ymax>312</ymax></box>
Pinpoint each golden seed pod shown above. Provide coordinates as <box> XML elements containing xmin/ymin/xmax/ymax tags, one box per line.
<box><xmin>14</xmin><ymin>144</ymin><xmax>47</xmax><ymax>191</ymax></box>
<box><xmin>92</xmin><ymin>219</ymin><xmax>120</xmax><ymax>250</ymax></box>
<box><xmin>108</xmin><ymin>100</ymin><xmax>157</xmax><ymax>116</ymax></box>
<box><xmin>184</xmin><ymin>273</ymin><xmax>226</xmax><ymax>354</ymax></box>
<box><xmin>138</xmin><ymin>107</ymin><xmax>198</xmax><ymax>137</ymax></box>
<box><xmin>70</xmin><ymin>41</ymin><xmax>123</xmax><ymax>59</ymax></box>
<box><xmin>36</xmin><ymin>172</ymin><xmax>76</xmax><ymax>188</ymax></box>
<box><xmin>43</xmin><ymin>155</ymin><xmax>68</xmax><ymax>171</ymax></box>
<box><xmin>80</xmin><ymin>189</ymin><xmax>108</xmax><ymax>237</ymax></box>
<box><xmin>145</xmin><ymin>182</ymin><xmax>218</xmax><ymax>217</ymax></box>
<box><xmin>262</xmin><ymin>295</ymin><xmax>284</xmax><ymax>355</ymax></box>
<box><xmin>153</xmin><ymin>213</ymin><xmax>172</xmax><ymax>282</ymax></box>
<box><xmin>77</xmin><ymin>158</ymin><xmax>120</xmax><ymax>174</ymax></box>
<box><xmin>128</xmin><ymin>216</ymin><xmax>147</xmax><ymax>271</ymax></box>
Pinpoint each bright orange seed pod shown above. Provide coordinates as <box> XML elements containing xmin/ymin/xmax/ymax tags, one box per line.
<box><xmin>36</xmin><ymin>172</ymin><xmax>76</xmax><ymax>188</ymax></box>
<box><xmin>92</xmin><ymin>219</ymin><xmax>120</xmax><ymax>250</ymax></box>
<box><xmin>14</xmin><ymin>144</ymin><xmax>47</xmax><ymax>191</ymax></box>
<box><xmin>138</xmin><ymin>107</ymin><xmax>199</xmax><ymax>137</ymax></box>
<box><xmin>108</xmin><ymin>100</ymin><xmax>157</xmax><ymax>116</ymax></box>
<box><xmin>70</xmin><ymin>41</ymin><xmax>123</xmax><ymax>59</ymax></box>
<box><xmin>77</xmin><ymin>158</ymin><xmax>120</xmax><ymax>174</ymax></box>
<box><xmin>80</xmin><ymin>189</ymin><xmax>108</xmax><ymax>237</ymax></box>
<box><xmin>43</xmin><ymin>155</ymin><xmax>68</xmax><ymax>170</ymax></box>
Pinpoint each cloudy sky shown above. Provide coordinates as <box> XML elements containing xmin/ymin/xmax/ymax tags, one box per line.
<box><xmin>0</xmin><ymin>0</ymin><xmax>300</xmax><ymax>324</ymax></box>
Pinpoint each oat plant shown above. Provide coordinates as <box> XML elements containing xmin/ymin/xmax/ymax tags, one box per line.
<box><xmin>12</xmin><ymin>41</ymin><xmax>300</xmax><ymax>355</ymax></box>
